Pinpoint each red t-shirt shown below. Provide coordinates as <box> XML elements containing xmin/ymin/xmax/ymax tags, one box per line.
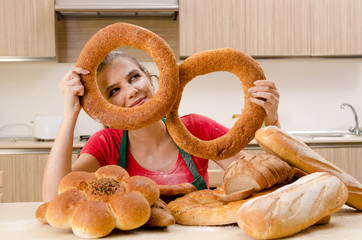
<box><xmin>80</xmin><ymin>114</ymin><xmax>229</xmax><ymax>187</ymax></box>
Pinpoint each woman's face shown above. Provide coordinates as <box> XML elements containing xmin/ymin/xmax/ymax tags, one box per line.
<box><xmin>97</xmin><ymin>57</ymin><xmax>156</xmax><ymax>108</ymax></box>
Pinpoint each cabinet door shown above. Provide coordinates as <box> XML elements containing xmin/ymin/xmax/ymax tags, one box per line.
<box><xmin>0</xmin><ymin>0</ymin><xmax>55</xmax><ymax>58</ymax></box>
<box><xmin>179</xmin><ymin>0</ymin><xmax>246</xmax><ymax>58</ymax></box>
<box><xmin>312</xmin><ymin>0</ymin><xmax>362</xmax><ymax>56</ymax></box>
<box><xmin>245</xmin><ymin>0</ymin><xmax>310</xmax><ymax>56</ymax></box>
<box><xmin>0</xmin><ymin>153</ymin><xmax>79</xmax><ymax>203</ymax></box>
<box><xmin>0</xmin><ymin>154</ymin><xmax>48</xmax><ymax>202</ymax></box>
<box><xmin>313</xmin><ymin>147</ymin><xmax>362</xmax><ymax>183</ymax></box>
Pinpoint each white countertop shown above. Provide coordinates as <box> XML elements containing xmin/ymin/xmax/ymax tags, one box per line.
<box><xmin>0</xmin><ymin>202</ymin><xmax>361</xmax><ymax>240</ymax></box>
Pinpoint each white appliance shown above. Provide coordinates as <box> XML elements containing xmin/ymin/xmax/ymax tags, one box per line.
<box><xmin>32</xmin><ymin>114</ymin><xmax>62</xmax><ymax>141</ymax></box>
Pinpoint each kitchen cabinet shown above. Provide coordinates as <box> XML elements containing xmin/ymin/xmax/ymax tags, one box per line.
<box><xmin>179</xmin><ymin>0</ymin><xmax>362</xmax><ymax>57</ymax></box>
<box><xmin>179</xmin><ymin>0</ymin><xmax>246</xmax><ymax>58</ymax></box>
<box><xmin>56</xmin><ymin>18</ymin><xmax>179</xmax><ymax>62</ymax></box>
<box><xmin>311</xmin><ymin>0</ymin><xmax>362</xmax><ymax>56</ymax></box>
<box><xmin>0</xmin><ymin>152</ymin><xmax>78</xmax><ymax>203</ymax></box>
<box><xmin>0</xmin><ymin>0</ymin><xmax>55</xmax><ymax>60</ymax></box>
<box><xmin>245</xmin><ymin>0</ymin><xmax>310</xmax><ymax>56</ymax></box>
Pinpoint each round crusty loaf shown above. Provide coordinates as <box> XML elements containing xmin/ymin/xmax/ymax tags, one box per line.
<box><xmin>237</xmin><ymin>172</ymin><xmax>348</xmax><ymax>239</ymax></box>
<box><xmin>255</xmin><ymin>126</ymin><xmax>362</xmax><ymax>211</ymax></box>
<box><xmin>144</xmin><ymin>199</ymin><xmax>176</xmax><ymax>227</ymax></box>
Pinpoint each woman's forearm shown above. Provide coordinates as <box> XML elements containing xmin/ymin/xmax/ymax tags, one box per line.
<box><xmin>42</xmin><ymin>111</ymin><xmax>79</xmax><ymax>202</ymax></box>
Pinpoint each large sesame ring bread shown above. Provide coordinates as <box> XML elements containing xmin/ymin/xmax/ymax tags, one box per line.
<box><xmin>166</xmin><ymin>48</ymin><xmax>266</xmax><ymax>160</ymax></box>
<box><xmin>75</xmin><ymin>22</ymin><xmax>179</xmax><ymax>130</ymax></box>
<box><xmin>35</xmin><ymin>165</ymin><xmax>164</xmax><ymax>238</ymax></box>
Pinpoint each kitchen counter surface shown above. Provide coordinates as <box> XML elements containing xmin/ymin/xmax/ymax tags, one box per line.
<box><xmin>1</xmin><ymin>134</ymin><xmax>362</xmax><ymax>150</ymax></box>
<box><xmin>0</xmin><ymin>202</ymin><xmax>361</xmax><ymax>240</ymax></box>
<box><xmin>2</xmin><ymin>136</ymin><xmax>362</xmax><ymax>151</ymax></box>
<box><xmin>0</xmin><ymin>137</ymin><xmax>85</xmax><ymax>149</ymax></box>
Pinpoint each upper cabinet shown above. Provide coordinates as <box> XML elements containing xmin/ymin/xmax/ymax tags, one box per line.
<box><xmin>179</xmin><ymin>0</ymin><xmax>362</xmax><ymax>58</ymax></box>
<box><xmin>0</xmin><ymin>0</ymin><xmax>56</xmax><ymax>60</ymax></box>
<box><xmin>244</xmin><ymin>0</ymin><xmax>310</xmax><ymax>57</ymax></box>
<box><xmin>311</xmin><ymin>0</ymin><xmax>362</xmax><ymax>56</ymax></box>
<box><xmin>56</xmin><ymin>18</ymin><xmax>179</xmax><ymax>63</ymax></box>
<box><xmin>179</xmin><ymin>0</ymin><xmax>246</xmax><ymax>57</ymax></box>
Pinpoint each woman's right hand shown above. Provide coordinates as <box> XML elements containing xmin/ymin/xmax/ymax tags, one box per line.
<box><xmin>59</xmin><ymin>68</ymin><xmax>89</xmax><ymax>114</ymax></box>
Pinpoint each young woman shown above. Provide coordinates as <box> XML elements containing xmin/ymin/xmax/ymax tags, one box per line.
<box><xmin>42</xmin><ymin>52</ymin><xmax>280</xmax><ymax>202</ymax></box>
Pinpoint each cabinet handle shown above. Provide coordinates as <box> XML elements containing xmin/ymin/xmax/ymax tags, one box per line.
<box><xmin>0</xmin><ymin>171</ymin><xmax>4</xmax><ymax>188</ymax></box>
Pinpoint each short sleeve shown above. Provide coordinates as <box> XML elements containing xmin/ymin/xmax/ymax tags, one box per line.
<box><xmin>79</xmin><ymin>128</ymin><xmax>123</xmax><ymax>166</ymax></box>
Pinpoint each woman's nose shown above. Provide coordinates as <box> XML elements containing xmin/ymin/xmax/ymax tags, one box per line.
<box><xmin>125</xmin><ymin>84</ymin><xmax>139</xmax><ymax>98</ymax></box>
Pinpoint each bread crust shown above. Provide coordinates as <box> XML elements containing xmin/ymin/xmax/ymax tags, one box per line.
<box><xmin>223</xmin><ymin>153</ymin><xmax>293</xmax><ymax>194</ymax></box>
<box><xmin>158</xmin><ymin>183</ymin><xmax>197</xmax><ymax>203</ymax></box>
<box><xmin>166</xmin><ymin>48</ymin><xmax>266</xmax><ymax>160</ymax></box>
<box><xmin>168</xmin><ymin>187</ymin><xmax>275</xmax><ymax>226</ymax></box>
<box><xmin>72</xmin><ymin>201</ymin><xmax>115</xmax><ymax>238</ymax></box>
<box><xmin>143</xmin><ymin>199</ymin><xmax>176</xmax><ymax>227</ymax></box>
<box><xmin>36</xmin><ymin>165</ymin><xmax>164</xmax><ymax>238</ymax></box>
<box><xmin>255</xmin><ymin>126</ymin><xmax>362</xmax><ymax>211</ymax></box>
<box><xmin>75</xmin><ymin>22</ymin><xmax>179</xmax><ymax>130</ymax></box>
<box><xmin>237</xmin><ymin>172</ymin><xmax>349</xmax><ymax>239</ymax></box>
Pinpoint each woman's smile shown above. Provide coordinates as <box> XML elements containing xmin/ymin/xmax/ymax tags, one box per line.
<box><xmin>129</xmin><ymin>97</ymin><xmax>146</xmax><ymax>108</ymax></box>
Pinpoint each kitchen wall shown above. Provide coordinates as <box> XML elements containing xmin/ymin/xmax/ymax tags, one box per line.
<box><xmin>0</xmin><ymin>58</ymin><xmax>361</xmax><ymax>138</ymax></box>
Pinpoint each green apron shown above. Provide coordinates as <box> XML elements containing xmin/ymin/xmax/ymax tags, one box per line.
<box><xmin>118</xmin><ymin>119</ymin><xmax>207</xmax><ymax>190</ymax></box>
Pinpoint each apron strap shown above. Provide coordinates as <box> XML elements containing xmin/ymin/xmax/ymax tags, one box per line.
<box><xmin>118</xmin><ymin>119</ymin><xmax>207</xmax><ymax>190</ymax></box>
<box><xmin>118</xmin><ymin>130</ymin><xmax>128</xmax><ymax>169</ymax></box>
<box><xmin>176</xmin><ymin>145</ymin><xmax>208</xmax><ymax>190</ymax></box>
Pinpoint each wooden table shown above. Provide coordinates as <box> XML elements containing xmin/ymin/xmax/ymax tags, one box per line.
<box><xmin>0</xmin><ymin>202</ymin><xmax>361</xmax><ymax>240</ymax></box>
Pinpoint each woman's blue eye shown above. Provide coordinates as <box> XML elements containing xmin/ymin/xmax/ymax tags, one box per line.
<box><xmin>109</xmin><ymin>88</ymin><xmax>119</xmax><ymax>97</ymax></box>
<box><xmin>131</xmin><ymin>73</ymin><xmax>140</xmax><ymax>81</ymax></box>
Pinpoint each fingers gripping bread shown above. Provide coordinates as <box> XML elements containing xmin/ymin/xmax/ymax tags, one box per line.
<box><xmin>255</xmin><ymin>126</ymin><xmax>362</xmax><ymax>211</ymax></box>
<box><xmin>237</xmin><ymin>172</ymin><xmax>348</xmax><ymax>239</ymax></box>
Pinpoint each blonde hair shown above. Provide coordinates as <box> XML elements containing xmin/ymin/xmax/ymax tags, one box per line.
<box><xmin>97</xmin><ymin>52</ymin><xmax>149</xmax><ymax>75</ymax></box>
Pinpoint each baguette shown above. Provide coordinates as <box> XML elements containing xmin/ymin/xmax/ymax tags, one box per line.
<box><xmin>237</xmin><ymin>172</ymin><xmax>348</xmax><ymax>239</ymax></box>
<box><xmin>255</xmin><ymin>126</ymin><xmax>362</xmax><ymax>211</ymax></box>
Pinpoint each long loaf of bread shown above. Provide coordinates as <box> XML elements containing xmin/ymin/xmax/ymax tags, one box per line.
<box><xmin>237</xmin><ymin>172</ymin><xmax>348</xmax><ymax>239</ymax></box>
<box><xmin>255</xmin><ymin>126</ymin><xmax>362</xmax><ymax>211</ymax></box>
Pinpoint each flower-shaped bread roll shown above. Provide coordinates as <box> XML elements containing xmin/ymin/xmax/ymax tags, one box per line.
<box><xmin>36</xmin><ymin>165</ymin><xmax>161</xmax><ymax>238</ymax></box>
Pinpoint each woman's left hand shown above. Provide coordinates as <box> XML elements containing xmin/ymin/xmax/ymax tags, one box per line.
<box><xmin>248</xmin><ymin>80</ymin><xmax>280</xmax><ymax>127</ymax></box>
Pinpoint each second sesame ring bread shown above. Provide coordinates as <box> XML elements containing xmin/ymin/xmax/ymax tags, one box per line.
<box><xmin>166</xmin><ymin>48</ymin><xmax>266</xmax><ymax>160</ymax></box>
